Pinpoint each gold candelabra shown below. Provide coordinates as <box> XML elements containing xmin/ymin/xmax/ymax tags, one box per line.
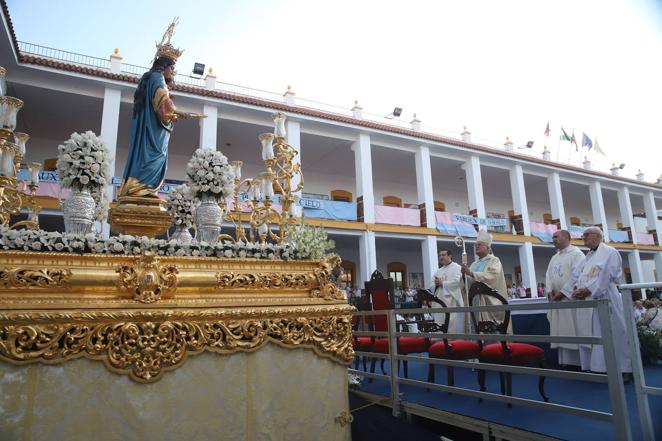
<box><xmin>0</xmin><ymin>66</ymin><xmax>42</xmax><ymax>230</ymax></box>
<box><xmin>223</xmin><ymin>113</ymin><xmax>304</xmax><ymax>244</ymax></box>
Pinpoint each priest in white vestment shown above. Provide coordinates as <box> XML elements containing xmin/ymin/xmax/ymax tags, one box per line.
<box><xmin>431</xmin><ymin>248</ymin><xmax>466</xmax><ymax>334</ymax></box>
<box><xmin>545</xmin><ymin>229</ymin><xmax>585</xmax><ymax>367</ymax></box>
<box><xmin>461</xmin><ymin>230</ymin><xmax>511</xmax><ymax>332</ymax></box>
<box><xmin>561</xmin><ymin>226</ymin><xmax>632</xmax><ymax>374</ymax></box>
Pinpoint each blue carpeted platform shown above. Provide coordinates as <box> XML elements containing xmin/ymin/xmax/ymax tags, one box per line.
<box><xmin>354</xmin><ymin>358</ymin><xmax>662</xmax><ymax>440</ymax></box>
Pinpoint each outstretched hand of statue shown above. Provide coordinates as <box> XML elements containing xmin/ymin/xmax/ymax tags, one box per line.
<box><xmin>174</xmin><ymin>111</ymin><xmax>207</xmax><ymax>120</ymax></box>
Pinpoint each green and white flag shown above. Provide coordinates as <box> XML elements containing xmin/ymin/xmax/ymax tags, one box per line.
<box><xmin>560</xmin><ymin>127</ymin><xmax>571</xmax><ymax>141</ymax></box>
<box><xmin>592</xmin><ymin>137</ymin><xmax>606</xmax><ymax>156</ymax></box>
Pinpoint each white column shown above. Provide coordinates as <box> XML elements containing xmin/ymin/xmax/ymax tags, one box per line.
<box><xmin>627</xmin><ymin>250</ymin><xmax>644</xmax><ymax>284</ymax></box>
<box><xmin>199</xmin><ymin>104</ymin><xmax>218</xmax><ymax>150</ymax></box>
<box><xmin>462</xmin><ymin>156</ymin><xmax>486</xmax><ymax>222</ymax></box>
<box><xmin>617</xmin><ymin>186</ymin><xmax>637</xmax><ymax>244</ymax></box>
<box><xmin>415</xmin><ymin>145</ymin><xmax>435</xmax><ymax>227</ymax></box>
<box><xmin>358</xmin><ymin>231</ymin><xmax>377</xmax><ymax>284</ymax></box>
<box><xmin>509</xmin><ymin>164</ymin><xmax>531</xmax><ymax>236</ymax></box>
<box><xmin>547</xmin><ymin>172</ymin><xmax>567</xmax><ymax>230</ymax></box>
<box><xmin>655</xmin><ymin>254</ymin><xmax>662</xmax><ymax>283</ymax></box>
<box><xmin>352</xmin><ymin>134</ymin><xmax>375</xmax><ymax>223</ymax></box>
<box><xmin>519</xmin><ymin>243</ymin><xmax>537</xmax><ymax>295</ymax></box>
<box><xmin>589</xmin><ymin>181</ymin><xmax>610</xmax><ymax>242</ymax></box>
<box><xmin>287</xmin><ymin>120</ymin><xmax>302</xmax><ymax>215</ymax></box>
<box><xmin>198</xmin><ymin>69</ymin><xmax>218</xmax><ymax>150</ymax></box>
<box><xmin>99</xmin><ymin>86</ymin><xmax>122</xmax><ymax>239</ymax></box>
<box><xmin>643</xmin><ymin>191</ymin><xmax>661</xmax><ymax>241</ymax></box>
<box><xmin>100</xmin><ymin>87</ymin><xmax>121</xmax><ymax>176</ymax></box>
<box><xmin>421</xmin><ymin>236</ymin><xmax>438</xmax><ymax>289</ymax></box>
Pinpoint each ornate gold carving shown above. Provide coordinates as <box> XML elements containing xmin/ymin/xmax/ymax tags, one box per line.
<box><xmin>311</xmin><ymin>255</ymin><xmax>344</xmax><ymax>300</ymax></box>
<box><xmin>215</xmin><ymin>255</ymin><xmax>344</xmax><ymax>301</ymax></box>
<box><xmin>0</xmin><ymin>267</ymin><xmax>71</xmax><ymax>289</ymax></box>
<box><xmin>0</xmin><ymin>305</ymin><xmax>354</xmax><ymax>383</ymax></box>
<box><xmin>216</xmin><ymin>272</ymin><xmax>314</xmax><ymax>290</ymax></box>
<box><xmin>116</xmin><ymin>253</ymin><xmax>178</xmax><ymax>303</ymax></box>
<box><xmin>334</xmin><ymin>411</ymin><xmax>354</xmax><ymax>427</ymax></box>
<box><xmin>108</xmin><ymin>202</ymin><xmax>173</xmax><ymax>238</ymax></box>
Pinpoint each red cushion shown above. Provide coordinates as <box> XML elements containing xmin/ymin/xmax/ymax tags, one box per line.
<box><xmin>479</xmin><ymin>342</ymin><xmax>545</xmax><ymax>363</ymax></box>
<box><xmin>372</xmin><ymin>337</ymin><xmax>428</xmax><ymax>354</ymax></box>
<box><xmin>352</xmin><ymin>337</ymin><xmax>373</xmax><ymax>350</ymax></box>
<box><xmin>428</xmin><ymin>340</ymin><xmax>481</xmax><ymax>359</ymax></box>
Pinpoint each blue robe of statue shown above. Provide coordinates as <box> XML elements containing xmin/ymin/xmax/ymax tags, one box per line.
<box><xmin>120</xmin><ymin>72</ymin><xmax>173</xmax><ymax>197</ymax></box>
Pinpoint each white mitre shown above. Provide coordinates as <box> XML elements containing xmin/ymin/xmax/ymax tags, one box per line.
<box><xmin>476</xmin><ymin>230</ymin><xmax>493</xmax><ymax>247</ymax></box>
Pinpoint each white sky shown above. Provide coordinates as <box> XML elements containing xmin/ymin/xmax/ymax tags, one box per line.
<box><xmin>7</xmin><ymin>0</ymin><xmax>662</xmax><ymax>180</ymax></box>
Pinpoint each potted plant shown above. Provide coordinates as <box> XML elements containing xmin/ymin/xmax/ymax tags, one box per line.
<box><xmin>185</xmin><ymin>148</ymin><xmax>234</xmax><ymax>244</ymax></box>
<box><xmin>56</xmin><ymin>131</ymin><xmax>112</xmax><ymax>234</ymax></box>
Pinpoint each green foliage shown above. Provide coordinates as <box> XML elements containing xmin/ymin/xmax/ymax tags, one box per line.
<box><xmin>286</xmin><ymin>218</ymin><xmax>335</xmax><ymax>260</ymax></box>
<box><xmin>637</xmin><ymin>323</ymin><xmax>662</xmax><ymax>364</ymax></box>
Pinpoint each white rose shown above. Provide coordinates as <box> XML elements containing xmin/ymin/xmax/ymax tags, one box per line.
<box><xmin>79</xmin><ymin>175</ymin><xmax>90</xmax><ymax>185</ymax></box>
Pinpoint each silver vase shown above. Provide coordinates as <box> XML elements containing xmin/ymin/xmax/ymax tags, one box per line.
<box><xmin>63</xmin><ymin>188</ymin><xmax>96</xmax><ymax>235</ymax></box>
<box><xmin>170</xmin><ymin>225</ymin><xmax>193</xmax><ymax>244</ymax></box>
<box><xmin>195</xmin><ymin>197</ymin><xmax>223</xmax><ymax>244</ymax></box>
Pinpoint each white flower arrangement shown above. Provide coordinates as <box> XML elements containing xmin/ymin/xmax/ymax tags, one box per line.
<box><xmin>0</xmin><ymin>226</ymin><xmax>295</xmax><ymax>260</ymax></box>
<box><xmin>165</xmin><ymin>184</ymin><xmax>195</xmax><ymax>228</ymax></box>
<box><xmin>56</xmin><ymin>131</ymin><xmax>113</xmax><ymax>192</ymax></box>
<box><xmin>286</xmin><ymin>218</ymin><xmax>335</xmax><ymax>260</ymax></box>
<box><xmin>56</xmin><ymin>131</ymin><xmax>113</xmax><ymax>223</ymax></box>
<box><xmin>186</xmin><ymin>148</ymin><xmax>234</xmax><ymax>201</ymax></box>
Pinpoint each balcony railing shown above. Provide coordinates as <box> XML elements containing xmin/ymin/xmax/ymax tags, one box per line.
<box><xmin>18</xmin><ymin>41</ymin><xmax>111</xmax><ymax>69</ymax></box>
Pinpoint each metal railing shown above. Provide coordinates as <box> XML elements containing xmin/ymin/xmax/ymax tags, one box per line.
<box><xmin>18</xmin><ymin>41</ymin><xmax>110</xmax><ymax>69</ymax></box>
<box><xmin>619</xmin><ymin>281</ymin><xmax>662</xmax><ymax>441</ymax></box>
<box><xmin>351</xmin><ymin>300</ymin><xmax>633</xmax><ymax>440</ymax></box>
<box><xmin>12</xmin><ymin>42</ymin><xmax>523</xmax><ymax>157</ymax></box>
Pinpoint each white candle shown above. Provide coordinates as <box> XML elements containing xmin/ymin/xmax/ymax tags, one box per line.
<box><xmin>272</xmin><ymin>112</ymin><xmax>287</xmax><ymax>138</ymax></box>
<box><xmin>259</xmin><ymin>133</ymin><xmax>274</xmax><ymax>160</ymax></box>
<box><xmin>289</xmin><ymin>195</ymin><xmax>300</xmax><ymax>216</ymax></box>
<box><xmin>28</xmin><ymin>162</ymin><xmax>41</xmax><ymax>185</ymax></box>
<box><xmin>252</xmin><ymin>182</ymin><xmax>262</xmax><ymax>200</ymax></box>
<box><xmin>13</xmin><ymin>132</ymin><xmax>29</xmax><ymax>156</ymax></box>
<box><xmin>231</xmin><ymin>161</ymin><xmax>242</xmax><ymax>180</ymax></box>
<box><xmin>2</xmin><ymin>144</ymin><xmax>15</xmax><ymax>176</ymax></box>
<box><xmin>261</xmin><ymin>173</ymin><xmax>274</xmax><ymax>198</ymax></box>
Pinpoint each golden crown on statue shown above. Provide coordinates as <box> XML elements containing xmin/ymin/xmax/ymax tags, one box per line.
<box><xmin>154</xmin><ymin>17</ymin><xmax>183</xmax><ymax>62</ymax></box>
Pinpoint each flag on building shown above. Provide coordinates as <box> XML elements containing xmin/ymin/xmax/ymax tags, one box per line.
<box><xmin>593</xmin><ymin>137</ymin><xmax>606</xmax><ymax>156</ymax></box>
<box><xmin>582</xmin><ymin>133</ymin><xmax>593</xmax><ymax>150</ymax></box>
<box><xmin>570</xmin><ymin>130</ymin><xmax>578</xmax><ymax>151</ymax></box>
<box><xmin>560</xmin><ymin>127</ymin><xmax>571</xmax><ymax>141</ymax></box>
<box><xmin>544</xmin><ymin>122</ymin><xmax>550</xmax><ymax>137</ymax></box>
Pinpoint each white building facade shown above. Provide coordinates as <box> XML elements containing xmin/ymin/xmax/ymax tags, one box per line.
<box><xmin>1</xmin><ymin>7</ymin><xmax>661</xmax><ymax>296</ymax></box>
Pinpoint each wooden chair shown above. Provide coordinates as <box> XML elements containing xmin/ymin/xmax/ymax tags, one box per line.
<box><xmin>366</xmin><ymin>270</ymin><xmax>429</xmax><ymax>379</ymax></box>
<box><xmin>469</xmin><ymin>282</ymin><xmax>549</xmax><ymax>405</ymax></box>
<box><xmin>421</xmin><ymin>289</ymin><xmax>481</xmax><ymax>388</ymax></box>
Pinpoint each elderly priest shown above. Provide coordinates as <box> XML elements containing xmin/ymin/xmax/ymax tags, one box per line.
<box><xmin>461</xmin><ymin>230</ymin><xmax>510</xmax><ymax>330</ymax></box>
<box><xmin>561</xmin><ymin>226</ymin><xmax>632</xmax><ymax>377</ymax></box>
